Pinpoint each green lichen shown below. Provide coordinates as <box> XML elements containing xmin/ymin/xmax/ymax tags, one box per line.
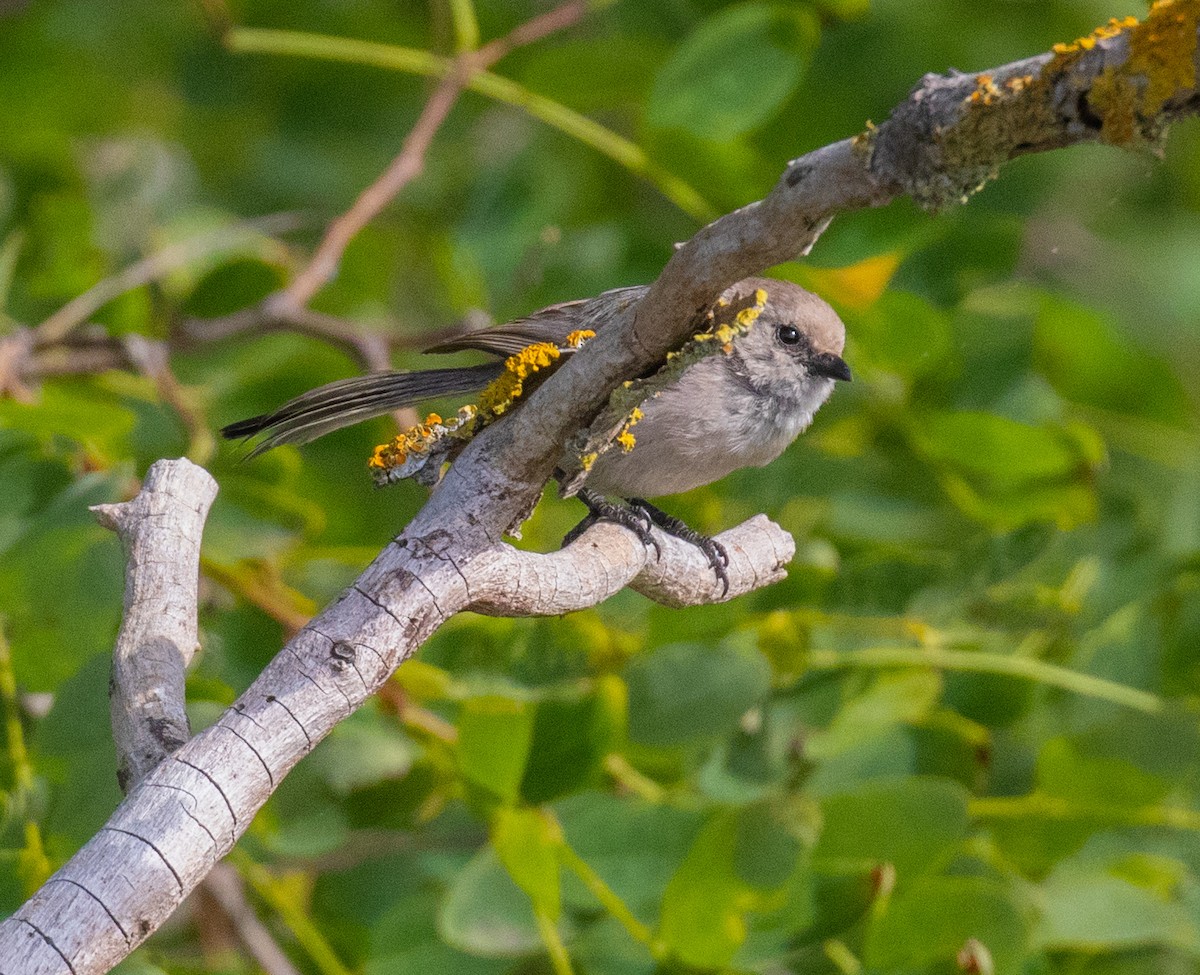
<box><xmin>1087</xmin><ymin>2</ymin><xmax>1199</xmax><ymax>146</ymax></box>
<box><xmin>921</xmin><ymin>2</ymin><xmax>1198</xmax><ymax>210</ymax></box>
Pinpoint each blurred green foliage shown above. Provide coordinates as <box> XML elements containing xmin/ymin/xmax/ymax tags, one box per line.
<box><xmin>1</xmin><ymin>1</ymin><xmax>1200</xmax><ymax>973</ymax></box>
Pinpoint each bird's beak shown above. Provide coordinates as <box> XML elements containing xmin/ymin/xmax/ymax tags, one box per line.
<box><xmin>811</xmin><ymin>352</ymin><xmax>852</xmax><ymax>382</ymax></box>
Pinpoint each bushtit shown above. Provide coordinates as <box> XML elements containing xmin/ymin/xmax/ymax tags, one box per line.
<box><xmin>222</xmin><ymin>277</ymin><xmax>850</xmax><ymax>590</ymax></box>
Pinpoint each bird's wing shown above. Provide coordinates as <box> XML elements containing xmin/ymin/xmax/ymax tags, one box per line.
<box><xmin>423</xmin><ymin>285</ymin><xmax>648</xmax><ymax>357</ymax></box>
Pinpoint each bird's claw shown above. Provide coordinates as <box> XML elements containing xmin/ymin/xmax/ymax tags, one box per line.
<box><xmin>629</xmin><ymin>498</ymin><xmax>730</xmax><ymax>597</ymax></box>
<box><xmin>566</xmin><ymin>492</ymin><xmax>732</xmax><ymax>596</ymax></box>
<box><xmin>565</xmin><ymin>490</ymin><xmax>661</xmax><ymax>560</ymax></box>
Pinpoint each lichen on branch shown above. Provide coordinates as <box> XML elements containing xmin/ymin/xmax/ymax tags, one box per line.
<box><xmin>864</xmin><ymin>0</ymin><xmax>1200</xmax><ymax>211</ymax></box>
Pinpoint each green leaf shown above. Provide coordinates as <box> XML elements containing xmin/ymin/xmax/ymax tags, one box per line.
<box><xmin>1035</xmin><ymin>295</ymin><xmax>1190</xmax><ymax>426</ymax></box>
<box><xmin>659</xmin><ymin>814</ymin><xmax>747</xmax><ymax>968</ymax></box>
<box><xmin>32</xmin><ymin>656</ymin><xmax>122</xmax><ymax>848</ymax></box>
<box><xmin>823</xmin><ymin>490</ymin><xmax>955</xmax><ymax>547</ymax></box>
<box><xmin>492</xmin><ymin>807</ymin><xmax>561</xmax><ymax>919</ymax></box>
<box><xmin>624</xmin><ymin>640</ymin><xmax>770</xmax><ymax>747</ymax></box>
<box><xmin>914</xmin><ymin>411</ymin><xmax>1102</xmax><ymax>489</ymax></box>
<box><xmin>309</xmin><ymin>708</ymin><xmax>417</xmax><ymax>795</ymax></box>
<box><xmin>865</xmin><ymin>875</ymin><xmax>1029</xmax><ymax>974</ymax></box>
<box><xmin>370</xmin><ymin>891</ymin><xmax>509</xmax><ymax>975</ymax></box>
<box><xmin>1</xmin><ymin>477</ymin><xmax>125</xmax><ymax>691</ymax></box>
<box><xmin>519</xmin><ymin>37</ymin><xmax>664</xmax><ymax>114</ymax></box>
<box><xmin>519</xmin><ymin>680</ymin><xmax>622</xmax><ymax>804</ymax></box>
<box><xmin>262</xmin><ymin>806</ymin><xmax>349</xmax><ymax>857</ymax></box>
<box><xmin>844</xmin><ymin>290</ymin><xmax>953</xmax><ymax>380</ymax></box>
<box><xmin>183</xmin><ymin>257</ymin><xmax>285</xmax><ymax>319</ymax></box>
<box><xmin>439</xmin><ymin>847</ymin><xmax>562</xmax><ymax>957</ymax></box>
<box><xmin>111</xmin><ymin>953</ymin><xmax>172</xmax><ymax>975</ymax></box>
<box><xmin>814</xmin><ymin>777</ymin><xmax>969</xmax><ymax>878</ymax></box>
<box><xmin>1037</xmin><ymin>859</ymin><xmax>1198</xmax><ymax>952</ymax></box>
<box><xmin>555</xmin><ymin>791</ymin><xmax>703</xmax><ymax>918</ymax></box>
<box><xmin>571</xmin><ymin>916</ymin><xmax>658</xmax><ymax>975</ymax></box>
<box><xmin>733</xmin><ymin>802</ymin><xmax>810</xmax><ymax>891</ymax></box>
<box><xmin>806</xmin><ymin>669</ymin><xmax>942</xmax><ymax>761</ymax></box>
<box><xmin>0</xmin><ymin>383</ymin><xmax>136</xmax><ymax>460</ymax></box>
<box><xmin>646</xmin><ymin>4</ymin><xmax>819</xmax><ymax>140</ymax></box>
<box><xmin>1037</xmin><ymin>737</ymin><xmax>1170</xmax><ymax>810</ymax></box>
<box><xmin>457</xmin><ymin>695</ymin><xmax>536</xmax><ymax>805</ymax></box>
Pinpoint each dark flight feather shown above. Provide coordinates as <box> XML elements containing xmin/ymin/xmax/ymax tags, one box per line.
<box><xmin>221</xmin><ymin>364</ymin><xmax>503</xmax><ymax>456</ymax></box>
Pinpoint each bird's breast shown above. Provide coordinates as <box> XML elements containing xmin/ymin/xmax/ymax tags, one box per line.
<box><xmin>580</xmin><ymin>368</ymin><xmax>832</xmax><ymax>499</ymax></box>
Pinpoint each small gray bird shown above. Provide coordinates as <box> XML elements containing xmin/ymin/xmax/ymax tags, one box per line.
<box><xmin>222</xmin><ymin>278</ymin><xmax>850</xmax><ymax>591</ymax></box>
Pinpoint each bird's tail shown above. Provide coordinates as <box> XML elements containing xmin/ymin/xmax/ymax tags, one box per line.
<box><xmin>221</xmin><ymin>363</ymin><xmax>504</xmax><ymax>456</ymax></box>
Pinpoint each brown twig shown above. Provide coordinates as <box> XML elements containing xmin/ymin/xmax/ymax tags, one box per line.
<box><xmin>17</xmin><ymin>2</ymin><xmax>590</xmax><ymax>408</ymax></box>
<box><xmin>199</xmin><ymin>865</ymin><xmax>303</xmax><ymax>975</ymax></box>
<box><xmin>267</xmin><ymin>0</ymin><xmax>589</xmax><ymax>315</ymax></box>
<box><xmin>0</xmin><ymin>328</ymin><xmax>36</xmax><ymax>402</ymax></box>
<box><xmin>122</xmin><ymin>335</ymin><xmax>217</xmax><ymax>465</ymax></box>
<box><xmin>269</xmin><ymin>74</ymin><xmax>468</xmax><ymax>315</ymax></box>
<box><xmin>34</xmin><ymin>212</ymin><xmax>306</xmax><ymax>347</ymax></box>
<box><xmin>263</xmin><ymin>306</ymin><xmax>394</xmax><ymax>373</ymax></box>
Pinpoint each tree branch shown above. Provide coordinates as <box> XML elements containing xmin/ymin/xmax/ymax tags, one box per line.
<box><xmin>2</xmin><ymin>8</ymin><xmax>1198</xmax><ymax>972</ymax></box>
<box><xmin>466</xmin><ymin>515</ymin><xmax>794</xmax><ymax>615</ymax></box>
<box><xmin>90</xmin><ymin>459</ymin><xmax>218</xmax><ymax>792</ymax></box>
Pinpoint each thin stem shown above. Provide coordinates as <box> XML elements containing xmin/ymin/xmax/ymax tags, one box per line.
<box><xmin>262</xmin><ymin>0</ymin><xmax>594</xmax><ymax>312</ymax></box>
<box><xmin>227</xmin><ymin>28</ymin><xmax>714</xmax><ymax>221</ymax></box>
<box><xmin>970</xmin><ymin>794</ymin><xmax>1200</xmax><ymax>832</ymax></box>
<box><xmin>0</xmin><ymin>229</ymin><xmax>24</xmax><ymax>317</ymax></box>
<box><xmin>805</xmin><ymin>646</ymin><xmax>1167</xmax><ymax>715</ymax></box>
<box><xmin>273</xmin><ymin>71</ymin><xmax>466</xmax><ymax>311</ymax></box>
<box><xmin>602</xmin><ymin>753</ymin><xmax>669</xmax><ymax>803</ymax></box>
<box><xmin>232</xmin><ymin>851</ymin><xmax>354</xmax><ymax>975</ymax></box>
<box><xmin>34</xmin><ymin>212</ymin><xmax>304</xmax><ymax>345</ymax></box>
<box><xmin>557</xmin><ymin>838</ymin><xmax>660</xmax><ymax>956</ymax></box>
<box><xmin>824</xmin><ymin>939</ymin><xmax>863</xmax><ymax>975</ymax></box>
<box><xmin>468</xmin><ymin>71</ymin><xmax>715</xmax><ymax>220</ymax></box>
<box><xmin>121</xmin><ymin>336</ymin><xmax>217</xmax><ymax>465</ymax></box>
<box><xmin>201</xmin><ymin>864</ymin><xmax>303</xmax><ymax>975</ymax></box>
<box><xmin>535</xmin><ymin>907</ymin><xmax>576</xmax><ymax>975</ymax></box>
<box><xmin>446</xmin><ymin>0</ymin><xmax>480</xmax><ymax>53</ymax></box>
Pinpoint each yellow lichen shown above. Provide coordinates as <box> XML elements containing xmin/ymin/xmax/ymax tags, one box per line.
<box><xmin>1115</xmin><ymin>0</ymin><xmax>1198</xmax><ymax>137</ymax></box>
<box><xmin>1080</xmin><ymin>2</ymin><xmax>1199</xmax><ymax>145</ymax></box>
<box><xmin>566</xmin><ymin>329</ymin><xmax>595</xmax><ymax>348</ymax></box>
<box><xmin>737</xmin><ymin>289</ymin><xmax>769</xmax><ymax>326</ymax></box>
<box><xmin>1051</xmin><ymin>16</ymin><xmax>1139</xmax><ymax>57</ymax></box>
<box><xmin>1040</xmin><ymin>3</ymin><xmax>1198</xmax><ymax>147</ymax></box>
<box><xmin>966</xmin><ymin>73</ymin><xmax>1002</xmax><ymax>107</ymax></box>
<box><xmin>684</xmin><ymin>287</ymin><xmax>769</xmax><ymax>353</ymax></box>
<box><xmin>477</xmin><ymin>341</ymin><xmax>561</xmax><ymax>416</ymax></box>
<box><xmin>560</xmin><ymin>285</ymin><xmax>771</xmax><ymax>494</ymax></box>
<box><xmin>367</xmin><ymin>405</ymin><xmax>478</xmax><ymax>484</ymax></box>
<box><xmin>850</xmin><ymin>119</ymin><xmax>877</xmax><ymax>161</ymax></box>
<box><xmin>615</xmin><ymin>406</ymin><xmax>645</xmax><ymax>453</ymax></box>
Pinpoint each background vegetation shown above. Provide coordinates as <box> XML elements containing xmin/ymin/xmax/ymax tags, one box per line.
<box><xmin>1</xmin><ymin>0</ymin><xmax>1199</xmax><ymax>972</ymax></box>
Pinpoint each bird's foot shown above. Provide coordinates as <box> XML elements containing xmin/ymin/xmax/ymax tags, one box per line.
<box><xmin>564</xmin><ymin>488</ymin><xmax>661</xmax><ymax>560</ymax></box>
<box><xmin>629</xmin><ymin>498</ymin><xmax>730</xmax><ymax>597</ymax></box>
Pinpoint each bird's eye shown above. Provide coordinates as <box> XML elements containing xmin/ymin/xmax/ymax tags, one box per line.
<box><xmin>776</xmin><ymin>324</ymin><xmax>801</xmax><ymax>346</ymax></box>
